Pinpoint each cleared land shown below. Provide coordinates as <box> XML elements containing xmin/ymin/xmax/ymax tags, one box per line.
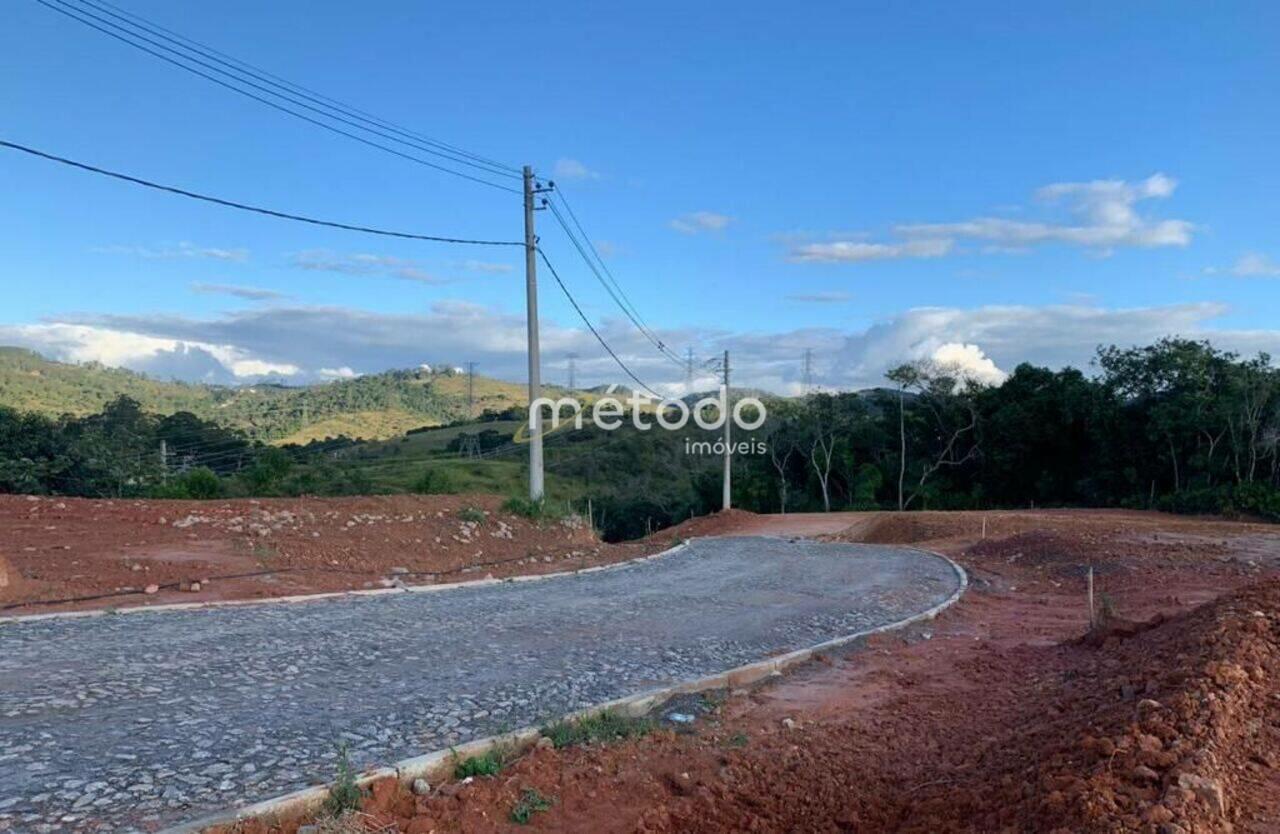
<box><xmin>0</xmin><ymin>537</ymin><xmax>959</xmax><ymax>832</ymax></box>
<box><xmin>239</xmin><ymin>509</ymin><xmax>1280</xmax><ymax>834</ymax></box>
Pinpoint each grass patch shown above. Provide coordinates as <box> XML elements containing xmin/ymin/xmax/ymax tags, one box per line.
<box><xmin>457</xmin><ymin>506</ymin><xmax>487</xmax><ymax>524</ymax></box>
<box><xmin>322</xmin><ymin>744</ymin><xmax>363</xmax><ymax>817</ymax></box>
<box><xmin>540</xmin><ymin>710</ymin><xmax>654</xmax><ymax>749</ymax></box>
<box><xmin>501</xmin><ymin>496</ymin><xmax>570</xmax><ymax>523</ymax></box>
<box><xmin>725</xmin><ymin>731</ymin><xmax>749</xmax><ymax>748</ymax></box>
<box><xmin>452</xmin><ymin>749</ymin><xmax>503</xmax><ymax>779</ymax></box>
<box><xmin>509</xmin><ymin>788</ymin><xmax>553</xmax><ymax>824</ymax></box>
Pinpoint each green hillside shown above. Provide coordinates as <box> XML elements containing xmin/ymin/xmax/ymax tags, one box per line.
<box><xmin>0</xmin><ymin>346</ymin><xmax>566</xmax><ymax>442</ymax></box>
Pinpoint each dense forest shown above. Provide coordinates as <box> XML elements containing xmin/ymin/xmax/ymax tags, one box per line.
<box><xmin>1</xmin><ymin>338</ymin><xmax>1277</xmax><ymax>539</ymax></box>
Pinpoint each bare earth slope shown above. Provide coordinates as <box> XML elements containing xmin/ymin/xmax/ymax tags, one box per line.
<box><xmin>246</xmin><ymin>509</ymin><xmax>1279</xmax><ymax>834</ymax></box>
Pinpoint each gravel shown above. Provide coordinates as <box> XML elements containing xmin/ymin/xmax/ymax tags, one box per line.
<box><xmin>0</xmin><ymin>536</ymin><xmax>960</xmax><ymax>832</ymax></box>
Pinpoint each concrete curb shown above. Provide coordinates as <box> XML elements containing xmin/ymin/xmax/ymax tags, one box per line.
<box><xmin>162</xmin><ymin>545</ymin><xmax>968</xmax><ymax>834</ymax></box>
<box><xmin>0</xmin><ymin>540</ymin><xmax>692</xmax><ymax>626</ymax></box>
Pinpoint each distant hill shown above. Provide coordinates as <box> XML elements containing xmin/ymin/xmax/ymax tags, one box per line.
<box><xmin>0</xmin><ymin>347</ymin><xmax>575</xmax><ymax>443</ymax></box>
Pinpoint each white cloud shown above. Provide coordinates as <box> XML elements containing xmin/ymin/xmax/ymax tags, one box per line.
<box><xmin>96</xmin><ymin>242</ymin><xmax>249</xmax><ymax>262</ymax></box>
<box><xmin>0</xmin><ymin>323</ymin><xmax>298</xmax><ymax>383</ymax></box>
<box><xmin>318</xmin><ymin>366</ymin><xmax>359</xmax><ymax>379</ymax></box>
<box><xmin>930</xmin><ymin>342</ymin><xmax>1007</xmax><ymax>385</ymax></box>
<box><xmin>3</xmin><ymin>300</ymin><xmax>1274</xmax><ymax>394</ymax></box>
<box><xmin>190</xmin><ymin>282</ymin><xmax>287</xmax><ymax>301</ymax></box>
<box><xmin>786</xmin><ymin>174</ymin><xmax>1193</xmax><ymax>265</ymax></box>
<box><xmin>1230</xmin><ymin>252</ymin><xmax>1280</xmax><ymax>277</ymax></box>
<box><xmin>552</xmin><ymin>158</ymin><xmax>600</xmax><ymax>181</ymax></box>
<box><xmin>788</xmin><ymin>239</ymin><xmax>953</xmax><ymax>263</ymax></box>
<box><xmin>897</xmin><ymin>174</ymin><xmax>1192</xmax><ymax>251</ymax></box>
<box><xmin>785</xmin><ymin>291</ymin><xmax>852</xmax><ymax>303</ymax></box>
<box><xmin>670</xmin><ymin>211</ymin><xmax>734</xmax><ymax>235</ymax></box>
<box><xmin>292</xmin><ymin>250</ymin><xmax>445</xmax><ymax>284</ymax></box>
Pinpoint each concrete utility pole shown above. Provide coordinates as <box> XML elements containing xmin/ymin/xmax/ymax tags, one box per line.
<box><xmin>802</xmin><ymin>348</ymin><xmax>814</xmax><ymax>394</ymax></box>
<box><xmin>686</xmin><ymin>346</ymin><xmax>695</xmax><ymax>393</ymax></box>
<box><xmin>523</xmin><ymin>166</ymin><xmax>545</xmax><ymax>502</ymax></box>
<box><xmin>159</xmin><ymin>439</ymin><xmax>168</xmax><ymax>483</ymax></box>
<box><xmin>466</xmin><ymin>361</ymin><xmax>476</xmax><ymax>418</ymax></box>
<box><xmin>567</xmin><ymin>353</ymin><xmax>577</xmax><ymax>391</ymax></box>
<box><xmin>722</xmin><ymin>349</ymin><xmax>731</xmax><ymax>511</ymax></box>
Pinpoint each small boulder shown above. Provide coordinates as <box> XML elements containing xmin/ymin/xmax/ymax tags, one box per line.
<box><xmin>411</xmin><ymin>777</ymin><xmax>431</xmax><ymax>796</ymax></box>
<box><xmin>144</xmin><ymin>584</ymin><xmax>160</xmax><ymax>595</ymax></box>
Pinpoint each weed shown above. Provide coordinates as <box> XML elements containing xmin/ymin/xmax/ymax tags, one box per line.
<box><xmin>453</xmin><ymin>749</ymin><xmax>503</xmax><ymax>779</ymax></box>
<box><xmin>457</xmin><ymin>506</ymin><xmax>486</xmax><ymax>524</ymax></box>
<box><xmin>510</xmin><ymin>788</ymin><xmax>553</xmax><ymax>824</ymax></box>
<box><xmin>322</xmin><ymin>744</ymin><xmax>363</xmax><ymax>817</ymax></box>
<box><xmin>725</xmin><ymin>731</ymin><xmax>749</xmax><ymax>748</ymax></box>
<box><xmin>540</xmin><ymin>710</ymin><xmax>654</xmax><ymax>749</ymax></box>
<box><xmin>501</xmin><ymin>496</ymin><xmax>566</xmax><ymax>523</ymax></box>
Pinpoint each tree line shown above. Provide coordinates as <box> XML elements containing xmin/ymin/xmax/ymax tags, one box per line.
<box><xmin>1</xmin><ymin>338</ymin><xmax>1276</xmax><ymax>536</ymax></box>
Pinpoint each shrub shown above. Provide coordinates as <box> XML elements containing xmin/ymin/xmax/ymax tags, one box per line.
<box><xmin>411</xmin><ymin>468</ymin><xmax>459</xmax><ymax>495</ymax></box>
<box><xmin>457</xmin><ymin>506</ymin><xmax>486</xmax><ymax>524</ymax></box>
<box><xmin>148</xmin><ymin>467</ymin><xmax>222</xmax><ymax>499</ymax></box>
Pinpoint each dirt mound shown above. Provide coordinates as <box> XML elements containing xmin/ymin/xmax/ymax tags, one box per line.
<box><xmin>854</xmin><ymin>512</ymin><xmax>973</xmax><ymax>545</ymax></box>
<box><xmin>648</xmin><ymin>580</ymin><xmax>1280</xmax><ymax>833</ymax></box>
<box><xmin>645</xmin><ymin>509</ymin><xmax>762</xmax><ymax>542</ymax></box>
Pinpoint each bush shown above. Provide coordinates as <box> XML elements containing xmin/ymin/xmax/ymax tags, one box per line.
<box><xmin>1158</xmin><ymin>483</ymin><xmax>1280</xmax><ymax>522</ymax></box>
<box><xmin>148</xmin><ymin>467</ymin><xmax>222</xmax><ymax>499</ymax></box>
<box><xmin>411</xmin><ymin>468</ymin><xmax>459</xmax><ymax>495</ymax></box>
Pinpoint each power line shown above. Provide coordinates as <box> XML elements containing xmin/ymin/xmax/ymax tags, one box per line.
<box><xmin>544</xmin><ymin>196</ymin><xmax>687</xmax><ymax>370</ymax></box>
<box><xmin>0</xmin><ymin>139</ymin><xmax>524</xmax><ymax>246</ymax></box>
<box><xmin>535</xmin><ymin>248</ymin><xmax>663</xmax><ymax>399</ymax></box>
<box><xmin>35</xmin><ymin>0</ymin><xmax>520</xmax><ymax>193</ymax></box>
<box><xmin>76</xmin><ymin>0</ymin><xmax>519</xmax><ymax>176</ymax></box>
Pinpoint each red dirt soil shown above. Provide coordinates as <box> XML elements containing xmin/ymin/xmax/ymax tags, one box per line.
<box><xmin>0</xmin><ymin>494</ymin><xmax>666</xmax><ymax>616</ymax></box>
<box><xmin>214</xmin><ymin>509</ymin><xmax>1280</xmax><ymax>834</ymax></box>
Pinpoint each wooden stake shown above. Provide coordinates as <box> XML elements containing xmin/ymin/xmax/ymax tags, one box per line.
<box><xmin>1087</xmin><ymin>566</ymin><xmax>1096</xmax><ymax>629</ymax></box>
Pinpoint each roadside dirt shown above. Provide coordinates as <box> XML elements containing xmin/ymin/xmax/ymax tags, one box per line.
<box><xmin>221</xmin><ymin>508</ymin><xmax>1280</xmax><ymax>834</ymax></box>
<box><xmin>0</xmin><ymin>494</ymin><xmax>662</xmax><ymax>615</ymax></box>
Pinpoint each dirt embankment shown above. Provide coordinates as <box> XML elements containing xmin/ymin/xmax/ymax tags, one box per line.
<box><xmin>216</xmin><ymin>509</ymin><xmax>1280</xmax><ymax>834</ymax></box>
<box><xmin>0</xmin><ymin>494</ymin><xmax>664</xmax><ymax>615</ymax></box>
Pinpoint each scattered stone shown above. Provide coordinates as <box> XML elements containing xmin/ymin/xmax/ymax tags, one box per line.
<box><xmin>410</xmin><ymin>777</ymin><xmax>431</xmax><ymax>796</ymax></box>
<box><xmin>143</xmin><ymin>584</ymin><xmax>160</xmax><ymax>595</ymax></box>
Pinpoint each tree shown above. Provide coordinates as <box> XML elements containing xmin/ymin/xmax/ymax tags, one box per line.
<box><xmin>887</xmin><ymin>361</ymin><xmax>982</xmax><ymax>510</ymax></box>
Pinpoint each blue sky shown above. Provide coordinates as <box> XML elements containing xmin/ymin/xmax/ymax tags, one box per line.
<box><xmin>1</xmin><ymin>0</ymin><xmax>1278</xmax><ymax>392</ymax></box>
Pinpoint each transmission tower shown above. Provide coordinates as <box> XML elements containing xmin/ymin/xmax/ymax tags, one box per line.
<box><xmin>802</xmin><ymin>348</ymin><xmax>814</xmax><ymax>394</ymax></box>
<box><xmin>567</xmin><ymin>353</ymin><xmax>577</xmax><ymax>391</ymax></box>
<box><xmin>686</xmin><ymin>346</ymin><xmax>695</xmax><ymax>393</ymax></box>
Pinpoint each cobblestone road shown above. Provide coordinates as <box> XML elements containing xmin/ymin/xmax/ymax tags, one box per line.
<box><xmin>0</xmin><ymin>537</ymin><xmax>961</xmax><ymax>833</ymax></box>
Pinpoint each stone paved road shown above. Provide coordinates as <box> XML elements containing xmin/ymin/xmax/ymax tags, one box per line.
<box><xmin>0</xmin><ymin>537</ymin><xmax>961</xmax><ymax>833</ymax></box>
